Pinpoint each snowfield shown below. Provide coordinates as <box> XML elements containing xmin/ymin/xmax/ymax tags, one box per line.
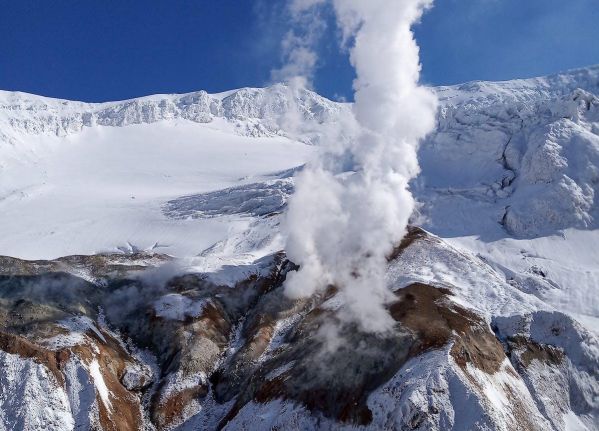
<box><xmin>0</xmin><ymin>118</ymin><xmax>312</xmax><ymax>259</ymax></box>
<box><xmin>0</xmin><ymin>66</ymin><xmax>598</xmax><ymax>430</ymax></box>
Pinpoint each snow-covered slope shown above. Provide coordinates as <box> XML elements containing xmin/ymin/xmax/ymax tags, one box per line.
<box><xmin>420</xmin><ymin>66</ymin><xmax>599</xmax><ymax>238</ymax></box>
<box><xmin>0</xmin><ymin>84</ymin><xmax>354</xmax><ymax>259</ymax></box>
<box><xmin>1</xmin><ymin>66</ymin><xmax>598</xmax><ymax>430</ymax></box>
<box><xmin>417</xmin><ymin>65</ymin><xmax>599</xmax><ymax>331</ymax></box>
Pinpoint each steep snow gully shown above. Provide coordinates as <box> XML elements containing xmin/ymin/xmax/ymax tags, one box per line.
<box><xmin>0</xmin><ymin>66</ymin><xmax>598</xmax><ymax>430</ymax></box>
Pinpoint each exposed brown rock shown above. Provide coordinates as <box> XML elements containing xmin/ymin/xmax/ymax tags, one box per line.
<box><xmin>0</xmin><ymin>252</ymin><xmax>168</xmax><ymax>279</ymax></box>
<box><xmin>70</xmin><ymin>330</ymin><xmax>144</xmax><ymax>431</ymax></box>
<box><xmin>0</xmin><ymin>231</ymin><xmax>548</xmax><ymax>430</ymax></box>
<box><xmin>0</xmin><ymin>330</ymin><xmax>66</xmax><ymax>385</ymax></box>
<box><xmin>507</xmin><ymin>335</ymin><xmax>565</xmax><ymax>368</ymax></box>
<box><xmin>1</xmin><ymin>325</ymin><xmax>144</xmax><ymax>431</ymax></box>
<box><xmin>451</xmin><ymin>328</ymin><xmax>506</xmax><ymax>375</ymax></box>
<box><xmin>387</xmin><ymin>226</ymin><xmax>428</xmax><ymax>261</ymax></box>
<box><xmin>153</xmin><ymin>385</ymin><xmax>208</xmax><ymax>430</ymax></box>
<box><xmin>389</xmin><ymin>283</ymin><xmax>505</xmax><ymax>375</ymax></box>
<box><xmin>393</xmin><ymin>285</ymin><xmax>544</xmax><ymax>431</ymax></box>
<box><xmin>150</xmin><ymin>300</ymin><xmax>232</xmax><ymax>430</ymax></box>
<box><xmin>216</xmin><ymin>282</ymin><xmax>509</xmax><ymax>429</ymax></box>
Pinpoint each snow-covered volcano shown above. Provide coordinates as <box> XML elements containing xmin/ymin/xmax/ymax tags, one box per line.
<box><xmin>0</xmin><ymin>66</ymin><xmax>598</xmax><ymax>430</ymax></box>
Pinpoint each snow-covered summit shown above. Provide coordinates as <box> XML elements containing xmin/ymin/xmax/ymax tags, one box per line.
<box><xmin>437</xmin><ymin>64</ymin><xmax>599</xmax><ymax>108</ymax></box>
<box><xmin>2</xmin><ymin>64</ymin><xmax>597</xmax><ymax>138</ymax></box>
<box><xmin>0</xmin><ymin>83</ymin><xmax>346</xmax><ymax>141</ymax></box>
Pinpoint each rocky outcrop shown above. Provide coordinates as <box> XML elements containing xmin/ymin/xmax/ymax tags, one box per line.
<box><xmin>0</xmin><ymin>229</ymin><xmax>596</xmax><ymax>430</ymax></box>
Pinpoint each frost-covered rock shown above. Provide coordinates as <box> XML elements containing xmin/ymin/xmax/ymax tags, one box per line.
<box><xmin>2</xmin><ymin>230</ymin><xmax>595</xmax><ymax>430</ymax></box>
<box><xmin>0</xmin><ymin>350</ymin><xmax>74</xmax><ymax>431</ymax></box>
<box><xmin>121</xmin><ymin>362</ymin><xmax>153</xmax><ymax>391</ymax></box>
<box><xmin>494</xmin><ymin>311</ymin><xmax>599</xmax><ymax>431</ymax></box>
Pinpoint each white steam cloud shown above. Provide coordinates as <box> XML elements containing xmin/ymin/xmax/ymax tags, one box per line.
<box><xmin>282</xmin><ymin>0</ymin><xmax>438</xmax><ymax>333</ymax></box>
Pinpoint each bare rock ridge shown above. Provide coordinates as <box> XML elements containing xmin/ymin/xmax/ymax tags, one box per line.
<box><xmin>0</xmin><ymin>228</ymin><xmax>596</xmax><ymax>430</ymax></box>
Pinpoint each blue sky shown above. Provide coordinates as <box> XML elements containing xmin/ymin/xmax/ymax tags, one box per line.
<box><xmin>1</xmin><ymin>0</ymin><xmax>598</xmax><ymax>102</ymax></box>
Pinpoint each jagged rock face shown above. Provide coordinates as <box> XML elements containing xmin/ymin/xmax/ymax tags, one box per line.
<box><xmin>0</xmin><ymin>230</ymin><xmax>596</xmax><ymax>430</ymax></box>
<box><xmin>494</xmin><ymin>312</ymin><xmax>599</xmax><ymax>431</ymax></box>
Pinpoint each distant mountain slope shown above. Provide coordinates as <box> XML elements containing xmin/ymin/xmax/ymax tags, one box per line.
<box><xmin>1</xmin><ymin>66</ymin><xmax>598</xmax><ymax>256</ymax></box>
<box><xmin>417</xmin><ymin>65</ymin><xmax>599</xmax><ymax>330</ymax></box>
<box><xmin>0</xmin><ymin>84</ymin><xmax>346</xmax><ymax>141</ymax></box>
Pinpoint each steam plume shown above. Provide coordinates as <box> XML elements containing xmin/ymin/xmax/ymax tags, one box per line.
<box><xmin>283</xmin><ymin>0</ymin><xmax>438</xmax><ymax>332</ymax></box>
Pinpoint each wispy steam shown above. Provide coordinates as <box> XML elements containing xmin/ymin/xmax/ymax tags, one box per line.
<box><xmin>282</xmin><ymin>0</ymin><xmax>438</xmax><ymax>333</ymax></box>
<box><xmin>270</xmin><ymin>0</ymin><xmax>327</xmax><ymax>88</ymax></box>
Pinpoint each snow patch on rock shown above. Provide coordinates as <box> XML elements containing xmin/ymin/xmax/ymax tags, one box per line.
<box><xmin>153</xmin><ymin>294</ymin><xmax>207</xmax><ymax>321</ymax></box>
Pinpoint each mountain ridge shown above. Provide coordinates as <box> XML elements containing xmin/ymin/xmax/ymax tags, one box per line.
<box><xmin>2</xmin><ymin>63</ymin><xmax>598</xmax><ymax>106</ymax></box>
